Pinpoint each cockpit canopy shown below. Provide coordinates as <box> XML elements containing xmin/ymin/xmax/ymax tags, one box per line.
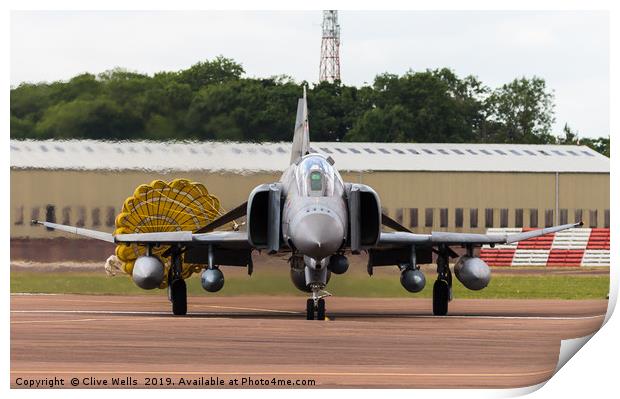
<box><xmin>295</xmin><ymin>155</ymin><xmax>342</xmax><ymax>197</ymax></box>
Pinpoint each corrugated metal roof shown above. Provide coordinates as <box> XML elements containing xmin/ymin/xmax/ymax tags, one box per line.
<box><xmin>10</xmin><ymin>139</ymin><xmax>609</xmax><ymax>173</ymax></box>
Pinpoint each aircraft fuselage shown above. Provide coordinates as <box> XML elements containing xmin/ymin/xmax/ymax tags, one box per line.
<box><xmin>280</xmin><ymin>153</ymin><xmax>348</xmax><ymax>263</ymax></box>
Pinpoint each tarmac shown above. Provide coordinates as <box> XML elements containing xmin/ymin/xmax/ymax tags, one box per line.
<box><xmin>10</xmin><ymin>294</ymin><xmax>608</xmax><ymax>389</ymax></box>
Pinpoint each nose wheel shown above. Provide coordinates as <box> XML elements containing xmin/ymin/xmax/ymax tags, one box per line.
<box><xmin>306</xmin><ymin>297</ymin><xmax>327</xmax><ymax>320</ymax></box>
<box><xmin>306</xmin><ymin>298</ymin><xmax>326</xmax><ymax>320</ymax></box>
<box><xmin>306</xmin><ymin>285</ymin><xmax>330</xmax><ymax>320</ymax></box>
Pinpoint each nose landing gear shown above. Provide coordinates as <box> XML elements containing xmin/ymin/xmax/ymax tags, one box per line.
<box><xmin>306</xmin><ymin>285</ymin><xmax>330</xmax><ymax>320</ymax></box>
<box><xmin>300</xmin><ymin>262</ymin><xmax>332</xmax><ymax>320</ymax></box>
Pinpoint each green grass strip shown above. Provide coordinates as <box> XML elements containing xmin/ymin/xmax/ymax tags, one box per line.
<box><xmin>11</xmin><ymin>271</ymin><xmax>609</xmax><ymax>300</ymax></box>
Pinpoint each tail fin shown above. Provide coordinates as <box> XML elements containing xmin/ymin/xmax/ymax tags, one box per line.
<box><xmin>290</xmin><ymin>86</ymin><xmax>310</xmax><ymax>164</ymax></box>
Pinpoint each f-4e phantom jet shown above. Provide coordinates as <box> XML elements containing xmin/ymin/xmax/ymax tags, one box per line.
<box><xmin>34</xmin><ymin>88</ymin><xmax>582</xmax><ymax>320</ymax></box>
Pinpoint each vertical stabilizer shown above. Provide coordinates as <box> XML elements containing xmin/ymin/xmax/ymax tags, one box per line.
<box><xmin>290</xmin><ymin>87</ymin><xmax>310</xmax><ymax>164</ymax></box>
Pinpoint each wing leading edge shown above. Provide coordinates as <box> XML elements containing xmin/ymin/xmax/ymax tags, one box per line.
<box><xmin>32</xmin><ymin>220</ymin><xmax>115</xmax><ymax>243</ymax></box>
<box><xmin>31</xmin><ymin>220</ymin><xmax>250</xmax><ymax>249</ymax></box>
<box><xmin>377</xmin><ymin>222</ymin><xmax>583</xmax><ymax>248</ymax></box>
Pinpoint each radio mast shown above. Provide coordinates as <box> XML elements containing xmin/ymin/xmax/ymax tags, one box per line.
<box><xmin>319</xmin><ymin>10</ymin><xmax>341</xmax><ymax>82</ymax></box>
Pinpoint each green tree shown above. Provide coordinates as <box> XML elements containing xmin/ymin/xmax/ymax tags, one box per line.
<box><xmin>11</xmin><ymin>83</ymin><xmax>55</xmax><ymax>120</ymax></box>
<box><xmin>484</xmin><ymin>77</ymin><xmax>555</xmax><ymax>143</ymax></box>
<box><xmin>36</xmin><ymin>97</ymin><xmax>143</xmax><ymax>140</ymax></box>
<box><xmin>308</xmin><ymin>81</ymin><xmax>361</xmax><ymax>141</ymax></box>
<box><xmin>557</xmin><ymin>124</ymin><xmax>609</xmax><ymax>158</ymax></box>
<box><xmin>9</xmin><ymin>56</ymin><xmax>609</xmax><ymax>157</ymax></box>
<box><xmin>179</xmin><ymin>56</ymin><xmax>244</xmax><ymax>90</ymax></box>
<box><xmin>558</xmin><ymin>123</ymin><xmax>579</xmax><ymax>144</ymax></box>
<box><xmin>346</xmin><ymin>68</ymin><xmax>487</xmax><ymax>143</ymax></box>
<box><xmin>10</xmin><ymin>115</ymin><xmax>35</xmax><ymax>139</ymax></box>
<box><xmin>345</xmin><ymin>104</ymin><xmax>414</xmax><ymax>142</ymax></box>
<box><xmin>185</xmin><ymin>78</ymin><xmax>299</xmax><ymax>141</ymax></box>
<box><xmin>145</xmin><ymin>114</ymin><xmax>177</xmax><ymax>140</ymax></box>
<box><xmin>580</xmin><ymin>136</ymin><xmax>610</xmax><ymax>157</ymax></box>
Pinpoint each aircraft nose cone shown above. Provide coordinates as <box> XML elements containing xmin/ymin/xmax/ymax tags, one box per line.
<box><xmin>291</xmin><ymin>212</ymin><xmax>344</xmax><ymax>260</ymax></box>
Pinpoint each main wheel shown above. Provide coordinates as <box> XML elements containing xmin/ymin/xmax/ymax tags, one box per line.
<box><xmin>446</xmin><ymin>266</ymin><xmax>453</xmax><ymax>301</ymax></box>
<box><xmin>316</xmin><ymin>298</ymin><xmax>326</xmax><ymax>320</ymax></box>
<box><xmin>170</xmin><ymin>279</ymin><xmax>187</xmax><ymax>316</ymax></box>
<box><xmin>306</xmin><ymin>298</ymin><xmax>315</xmax><ymax>320</ymax></box>
<box><xmin>433</xmin><ymin>279</ymin><xmax>449</xmax><ymax>316</ymax></box>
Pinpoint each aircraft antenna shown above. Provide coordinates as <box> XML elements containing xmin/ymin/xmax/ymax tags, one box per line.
<box><xmin>319</xmin><ymin>10</ymin><xmax>341</xmax><ymax>82</ymax></box>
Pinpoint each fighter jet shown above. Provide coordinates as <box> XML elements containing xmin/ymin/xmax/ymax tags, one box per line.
<box><xmin>33</xmin><ymin>88</ymin><xmax>582</xmax><ymax>320</ymax></box>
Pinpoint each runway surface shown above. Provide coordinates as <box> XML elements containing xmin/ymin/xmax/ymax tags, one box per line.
<box><xmin>11</xmin><ymin>294</ymin><xmax>607</xmax><ymax>388</ymax></box>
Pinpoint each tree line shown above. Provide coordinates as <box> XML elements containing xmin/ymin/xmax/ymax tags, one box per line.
<box><xmin>10</xmin><ymin>56</ymin><xmax>609</xmax><ymax>156</ymax></box>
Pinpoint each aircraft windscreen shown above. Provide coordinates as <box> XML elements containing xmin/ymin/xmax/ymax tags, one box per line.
<box><xmin>295</xmin><ymin>155</ymin><xmax>339</xmax><ymax>197</ymax></box>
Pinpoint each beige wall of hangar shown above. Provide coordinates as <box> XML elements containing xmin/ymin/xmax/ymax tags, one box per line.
<box><xmin>357</xmin><ymin>171</ymin><xmax>609</xmax><ymax>232</ymax></box>
<box><xmin>11</xmin><ymin>169</ymin><xmax>609</xmax><ymax>239</ymax></box>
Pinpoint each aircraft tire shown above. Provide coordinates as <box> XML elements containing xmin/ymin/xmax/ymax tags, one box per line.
<box><xmin>316</xmin><ymin>298</ymin><xmax>326</xmax><ymax>320</ymax></box>
<box><xmin>306</xmin><ymin>299</ymin><xmax>315</xmax><ymax>320</ymax></box>
<box><xmin>171</xmin><ymin>279</ymin><xmax>187</xmax><ymax>316</ymax></box>
<box><xmin>433</xmin><ymin>279</ymin><xmax>449</xmax><ymax>316</ymax></box>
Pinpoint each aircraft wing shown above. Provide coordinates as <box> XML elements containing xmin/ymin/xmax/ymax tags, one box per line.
<box><xmin>31</xmin><ymin>220</ymin><xmax>115</xmax><ymax>243</ymax></box>
<box><xmin>377</xmin><ymin>222</ymin><xmax>583</xmax><ymax>248</ymax></box>
<box><xmin>32</xmin><ymin>220</ymin><xmax>250</xmax><ymax>249</ymax></box>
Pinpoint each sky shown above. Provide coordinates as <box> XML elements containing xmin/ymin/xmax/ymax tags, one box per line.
<box><xmin>10</xmin><ymin>10</ymin><xmax>610</xmax><ymax>138</ymax></box>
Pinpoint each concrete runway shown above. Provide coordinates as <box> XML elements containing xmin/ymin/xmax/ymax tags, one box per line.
<box><xmin>11</xmin><ymin>294</ymin><xmax>607</xmax><ymax>388</ymax></box>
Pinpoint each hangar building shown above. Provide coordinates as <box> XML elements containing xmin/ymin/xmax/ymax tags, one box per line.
<box><xmin>10</xmin><ymin>139</ymin><xmax>609</xmax><ymax>260</ymax></box>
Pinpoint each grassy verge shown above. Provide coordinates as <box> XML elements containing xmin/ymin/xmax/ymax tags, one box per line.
<box><xmin>10</xmin><ymin>271</ymin><xmax>609</xmax><ymax>300</ymax></box>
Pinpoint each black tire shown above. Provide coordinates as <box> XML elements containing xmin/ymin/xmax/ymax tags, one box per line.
<box><xmin>433</xmin><ymin>279</ymin><xmax>449</xmax><ymax>316</ymax></box>
<box><xmin>316</xmin><ymin>298</ymin><xmax>326</xmax><ymax>320</ymax></box>
<box><xmin>306</xmin><ymin>298</ymin><xmax>315</xmax><ymax>320</ymax></box>
<box><xmin>171</xmin><ymin>279</ymin><xmax>187</xmax><ymax>316</ymax></box>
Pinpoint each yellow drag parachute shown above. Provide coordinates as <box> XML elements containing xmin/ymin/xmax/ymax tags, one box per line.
<box><xmin>113</xmin><ymin>178</ymin><xmax>225</xmax><ymax>288</ymax></box>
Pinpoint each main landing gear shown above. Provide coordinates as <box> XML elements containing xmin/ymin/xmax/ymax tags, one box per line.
<box><xmin>168</xmin><ymin>246</ymin><xmax>187</xmax><ymax>316</ymax></box>
<box><xmin>433</xmin><ymin>245</ymin><xmax>453</xmax><ymax>316</ymax></box>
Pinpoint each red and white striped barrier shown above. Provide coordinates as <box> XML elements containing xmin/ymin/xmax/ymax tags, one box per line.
<box><xmin>479</xmin><ymin>228</ymin><xmax>609</xmax><ymax>267</ymax></box>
